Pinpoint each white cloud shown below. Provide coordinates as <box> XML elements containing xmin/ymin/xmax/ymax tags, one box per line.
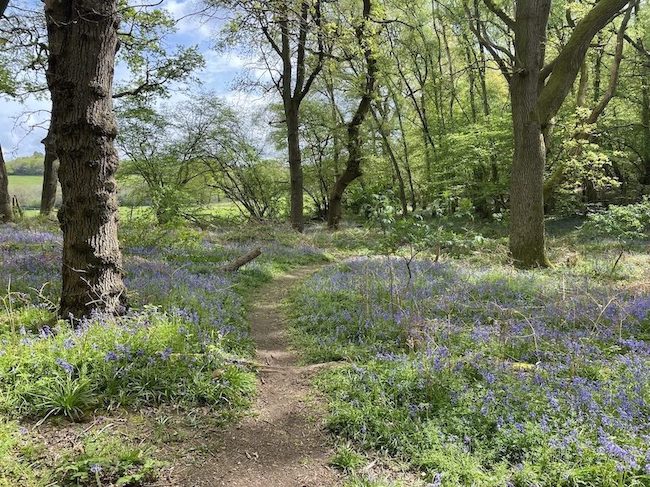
<box><xmin>0</xmin><ymin>0</ymin><xmax>276</xmax><ymax>157</ymax></box>
<box><xmin>162</xmin><ymin>0</ymin><xmax>215</xmax><ymax>40</ymax></box>
<box><xmin>0</xmin><ymin>96</ymin><xmax>50</xmax><ymax>157</ymax></box>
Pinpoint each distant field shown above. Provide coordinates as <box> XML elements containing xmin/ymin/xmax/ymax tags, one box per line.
<box><xmin>7</xmin><ymin>175</ymin><xmax>50</xmax><ymax>209</ymax></box>
<box><xmin>7</xmin><ymin>175</ymin><xmax>242</xmax><ymax>223</ymax></box>
<box><xmin>7</xmin><ymin>175</ymin><xmax>42</xmax><ymax>188</ymax></box>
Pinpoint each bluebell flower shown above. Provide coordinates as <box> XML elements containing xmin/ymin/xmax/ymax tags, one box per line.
<box><xmin>104</xmin><ymin>351</ymin><xmax>118</xmax><ymax>362</ymax></box>
<box><xmin>56</xmin><ymin>358</ymin><xmax>74</xmax><ymax>375</ymax></box>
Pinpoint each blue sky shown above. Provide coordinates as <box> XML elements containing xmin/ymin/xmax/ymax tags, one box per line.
<box><xmin>0</xmin><ymin>0</ymin><xmax>263</xmax><ymax>158</ymax></box>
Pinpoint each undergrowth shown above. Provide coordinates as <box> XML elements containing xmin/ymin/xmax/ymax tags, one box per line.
<box><xmin>290</xmin><ymin>254</ymin><xmax>650</xmax><ymax>486</ymax></box>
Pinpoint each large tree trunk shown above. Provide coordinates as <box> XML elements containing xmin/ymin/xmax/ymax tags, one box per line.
<box><xmin>40</xmin><ymin>129</ymin><xmax>59</xmax><ymax>216</ymax></box>
<box><xmin>285</xmin><ymin>104</ymin><xmax>304</xmax><ymax>232</ymax></box>
<box><xmin>507</xmin><ymin>0</ymin><xmax>629</xmax><ymax>268</ymax></box>
<box><xmin>509</xmin><ymin>0</ymin><xmax>552</xmax><ymax>268</ymax></box>
<box><xmin>0</xmin><ymin>145</ymin><xmax>12</xmax><ymax>223</ymax></box>
<box><xmin>45</xmin><ymin>0</ymin><xmax>127</xmax><ymax>318</ymax></box>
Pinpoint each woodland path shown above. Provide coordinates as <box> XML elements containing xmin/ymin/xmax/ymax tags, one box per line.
<box><xmin>182</xmin><ymin>265</ymin><xmax>341</xmax><ymax>487</ymax></box>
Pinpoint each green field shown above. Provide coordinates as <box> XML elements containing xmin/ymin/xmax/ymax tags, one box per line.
<box><xmin>7</xmin><ymin>175</ymin><xmax>243</xmax><ymax>222</ymax></box>
<box><xmin>7</xmin><ymin>175</ymin><xmax>50</xmax><ymax>209</ymax></box>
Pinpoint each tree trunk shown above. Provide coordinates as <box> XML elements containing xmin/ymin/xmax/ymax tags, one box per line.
<box><xmin>593</xmin><ymin>33</ymin><xmax>604</xmax><ymax>103</ymax></box>
<box><xmin>474</xmin><ymin>0</ymin><xmax>491</xmax><ymax>117</ymax></box>
<box><xmin>374</xmin><ymin>110</ymin><xmax>408</xmax><ymax>217</ymax></box>
<box><xmin>45</xmin><ymin>0</ymin><xmax>127</xmax><ymax>318</ymax></box>
<box><xmin>394</xmin><ymin>96</ymin><xmax>417</xmax><ymax>211</ymax></box>
<box><xmin>222</xmin><ymin>247</ymin><xmax>262</xmax><ymax>272</ymax></box>
<box><xmin>441</xmin><ymin>22</ymin><xmax>456</xmax><ymax>126</ymax></box>
<box><xmin>327</xmin><ymin>0</ymin><xmax>377</xmax><ymax>229</ymax></box>
<box><xmin>40</xmin><ymin>129</ymin><xmax>59</xmax><ymax>216</ymax></box>
<box><xmin>328</xmin><ymin>107</ymin><xmax>367</xmax><ymax>229</ymax></box>
<box><xmin>285</xmin><ymin>104</ymin><xmax>304</xmax><ymax>232</ymax></box>
<box><xmin>576</xmin><ymin>61</ymin><xmax>589</xmax><ymax>107</ymax></box>
<box><xmin>0</xmin><ymin>145</ymin><xmax>12</xmax><ymax>223</ymax></box>
<box><xmin>642</xmin><ymin>77</ymin><xmax>650</xmax><ymax>185</ymax></box>
<box><xmin>509</xmin><ymin>0</ymin><xmax>552</xmax><ymax>268</ymax></box>
<box><xmin>463</xmin><ymin>35</ymin><xmax>478</xmax><ymax>123</ymax></box>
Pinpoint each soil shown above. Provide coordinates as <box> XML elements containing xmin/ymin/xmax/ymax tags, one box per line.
<box><xmin>180</xmin><ymin>266</ymin><xmax>341</xmax><ymax>487</ymax></box>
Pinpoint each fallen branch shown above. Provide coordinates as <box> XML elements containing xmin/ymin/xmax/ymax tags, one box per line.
<box><xmin>222</xmin><ymin>247</ymin><xmax>262</xmax><ymax>272</ymax></box>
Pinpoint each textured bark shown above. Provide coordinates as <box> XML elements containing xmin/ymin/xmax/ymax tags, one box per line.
<box><xmin>0</xmin><ymin>145</ymin><xmax>12</xmax><ymax>223</ymax></box>
<box><xmin>40</xmin><ymin>129</ymin><xmax>59</xmax><ymax>216</ymax></box>
<box><xmin>45</xmin><ymin>0</ymin><xmax>127</xmax><ymax>318</ymax></box>
<box><xmin>509</xmin><ymin>0</ymin><xmax>552</xmax><ymax>268</ymax></box>
<box><xmin>327</xmin><ymin>0</ymin><xmax>377</xmax><ymax>229</ymax></box>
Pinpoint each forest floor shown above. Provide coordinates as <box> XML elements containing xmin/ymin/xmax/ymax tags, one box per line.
<box><xmin>179</xmin><ymin>265</ymin><xmax>341</xmax><ymax>487</ymax></box>
<box><xmin>1</xmin><ymin>217</ymin><xmax>649</xmax><ymax>487</ymax></box>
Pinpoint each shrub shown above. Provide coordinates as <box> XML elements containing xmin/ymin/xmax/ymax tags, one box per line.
<box><xmin>580</xmin><ymin>198</ymin><xmax>650</xmax><ymax>242</ymax></box>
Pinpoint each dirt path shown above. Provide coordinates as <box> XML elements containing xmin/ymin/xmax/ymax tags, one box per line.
<box><xmin>182</xmin><ymin>266</ymin><xmax>341</xmax><ymax>487</ymax></box>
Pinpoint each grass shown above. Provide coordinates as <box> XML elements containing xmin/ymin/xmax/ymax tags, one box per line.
<box><xmin>6</xmin><ymin>175</ymin><xmax>42</xmax><ymax>188</ymax></box>
<box><xmin>1</xmin><ymin>209</ymin><xmax>648</xmax><ymax>486</ymax></box>
<box><xmin>6</xmin><ymin>176</ymin><xmax>52</xmax><ymax>210</ymax></box>
<box><xmin>0</xmin><ymin>218</ymin><xmax>328</xmax><ymax>485</ymax></box>
<box><xmin>289</xmin><ymin>225</ymin><xmax>650</xmax><ymax>486</ymax></box>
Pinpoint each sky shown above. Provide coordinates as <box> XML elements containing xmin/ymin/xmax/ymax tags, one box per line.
<box><xmin>0</xmin><ymin>0</ymin><xmax>263</xmax><ymax>158</ymax></box>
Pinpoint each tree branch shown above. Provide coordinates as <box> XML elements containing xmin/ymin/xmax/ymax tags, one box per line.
<box><xmin>537</xmin><ymin>0</ymin><xmax>631</xmax><ymax>126</ymax></box>
<box><xmin>464</xmin><ymin>1</ymin><xmax>512</xmax><ymax>83</ymax></box>
<box><xmin>586</xmin><ymin>3</ymin><xmax>633</xmax><ymax>124</ymax></box>
<box><xmin>482</xmin><ymin>0</ymin><xmax>515</xmax><ymax>31</ymax></box>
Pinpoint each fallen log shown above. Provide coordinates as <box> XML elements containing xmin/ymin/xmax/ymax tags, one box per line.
<box><xmin>222</xmin><ymin>247</ymin><xmax>262</xmax><ymax>272</ymax></box>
